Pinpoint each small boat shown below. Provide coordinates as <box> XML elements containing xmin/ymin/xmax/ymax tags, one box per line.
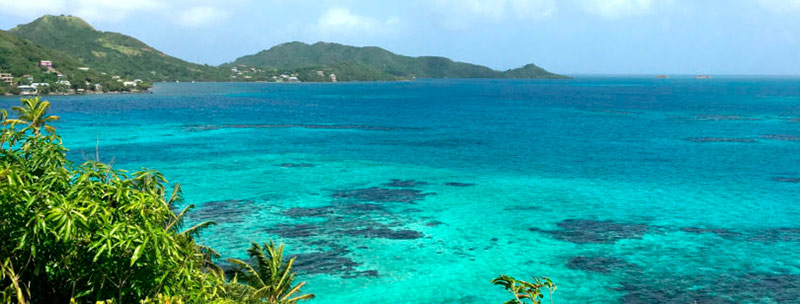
<box><xmin>656</xmin><ymin>75</ymin><xmax>669</xmax><ymax>79</ymax></box>
<box><xmin>695</xmin><ymin>75</ymin><xmax>712</xmax><ymax>79</ymax></box>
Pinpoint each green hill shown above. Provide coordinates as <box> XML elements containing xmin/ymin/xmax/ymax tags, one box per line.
<box><xmin>0</xmin><ymin>29</ymin><xmax>130</xmax><ymax>94</ymax></box>
<box><xmin>0</xmin><ymin>29</ymin><xmax>88</xmax><ymax>76</ymax></box>
<box><xmin>6</xmin><ymin>15</ymin><xmax>568</xmax><ymax>83</ymax></box>
<box><xmin>227</xmin><ymin>41</ymin><xmax>568</xmax><ymax>80</ymax></box>
<box><xmin>9</xmin><ymin>15</ymin><xmax>226</xmax><ymax>82</ymax></box>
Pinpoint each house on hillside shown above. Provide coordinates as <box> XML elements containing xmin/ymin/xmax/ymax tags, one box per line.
<box><xmin>17</xmin><ymin>85</ymin><xmax>36</xmax><ymax>95</ymax></box>
<box><xmin>57</xmin><ymin>80</ymin><xmax>71</xmax><ymax>86</ymax></box>
<box><xmin>123</xmin><ymin>81</ymin><xmax>137</xmax><ymax>87</ymax></box>
<box><xmin>22</xmin><ymin>75</ymin><xmax>33</xmax><ymax>83</ymax></box>
<box><xmin>78</xmin><ymin>67</ymin><xmax>90</xmax><ymax>71</ymax></box>
<box><xmin>39</xmin><ymin>60</ymin><xmax>53</xmax><ymax>68</ymax></box>
<box><xmin>31</xmin><ymin>83</ymin><xmax>49</xmax><ymax>89</ymax></box>
<box><xmin>330</xmin><ymin>73</ymin><xmax>337</xmax><ymax>82</ymax></box>
<box><xmin>0</xmin><ymin>73</ymin><xmax>13</xmax><ymax>85</ymax></box>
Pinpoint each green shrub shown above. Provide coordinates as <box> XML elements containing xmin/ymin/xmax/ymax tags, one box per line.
<box><xmin>492</xmin><ymin>275</ymin><xmax>556</xmax><ymax>304</ymax></box>
<box><xmin>0</xmin><ymin>98</ymin><xmax>240</xmax><ymax>303</ymax></box>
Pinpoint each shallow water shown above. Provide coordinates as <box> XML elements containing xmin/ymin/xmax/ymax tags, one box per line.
<box><xmin>3</xmin><ymin>77</ymin><xmax>800</xmax><ymax>303</ymax></box>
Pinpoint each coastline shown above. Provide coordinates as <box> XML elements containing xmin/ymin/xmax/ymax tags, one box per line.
<box><xmin>1</xmin><ymin>90</ymin><xmax>151</xmax><ymax>97</ymax></box>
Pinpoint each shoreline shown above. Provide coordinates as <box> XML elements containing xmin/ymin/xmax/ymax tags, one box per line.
<box><xmin>2</xmin><ymin>89</ymin><xmax>151</xmax><ymax>97</ymax></box>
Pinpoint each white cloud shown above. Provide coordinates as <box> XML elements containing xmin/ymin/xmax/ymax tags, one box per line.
<box><xmin>757</xmin><ymin>0</ymin><xmax>800</xmax><ymax>13</ymax></box>
<box><xmin>579</xmin><ymin>0</ymin><xmax>658</xmax><ymax>19</ymax></box>
<box><xmin>318</xmin><ymin>7</ymin><xmax>373</xmax><ymax>29</ymax></box>
<box><xmin>176</xmin><ymin>6</ymin><xmax>231</xmax><ymax>28</ymax></box>
<box><xmin>0</xmin><ymin>0</ymin><xmax>67</xmax><ymax>18</ymax></box>
<box><xmin>316</xmin><ymin>7</ymin><xmax>399</xmax><ymax>35</ymax></box>
<box><xmin>428</xmin><ymin>0</ymin><xmax>557</xmax><ymax>29</ymax></box>
<box><xmin>0</xmin><ymin>0</ymin><xmax>162</xmax><ymax>22</ymax></box>
<box><xmin>71</xmin><ymin>0</ymin><xmax>162</xmax><ymax>22</ymax></box>
<box><xmin>509</xmin><ymin>0</ymin><xmax>558</xmax><ymax>19</ymax></box>
<box><xmin>0</xmin><ymin>0</ymin><xmax>234</xmax><ymax>24</ymax></box>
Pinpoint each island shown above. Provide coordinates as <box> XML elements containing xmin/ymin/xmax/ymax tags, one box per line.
<box><xmin>1</xmin><ymin>15</ymin><xmax>567</xmax><ymax>96</ymax></box>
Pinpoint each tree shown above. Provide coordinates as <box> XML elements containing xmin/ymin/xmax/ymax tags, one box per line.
<box><xmin>0</xmin><ymin>99</ymin><xmax>223</xmax><ymax>303</ymax></box>
<box><xmin>1</xmin><ymin>99</ymin><xmax>313</xmax><ymax>303</ymax></box>
<box><xmin>3</xmin><ymin>97</ymin><xmax>59</xmax><ymax>136</ymax></box>
<box><xmin>492</xmin><ymin>275</ymin><xmax>556</xmax><ymax>304</ymax></box>
<box><xmin>227</xmin><ymin>241</ymin><xmax>314</xmax><ymax>304</ymax></box>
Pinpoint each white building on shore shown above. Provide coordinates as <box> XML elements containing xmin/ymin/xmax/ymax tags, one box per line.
<box><xmin>0</xmin><ymin>73</ymin><xmax>12</xmax><ymax>85</ymax></box>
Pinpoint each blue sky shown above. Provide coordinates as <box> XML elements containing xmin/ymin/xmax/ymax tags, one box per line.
<box><xmin>1</xmin><ymin>0</ymin><xmax>799</xmax><ymax>75</ymax></box>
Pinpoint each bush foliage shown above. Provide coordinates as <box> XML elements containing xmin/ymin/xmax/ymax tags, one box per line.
<box><xmin>0</xmin><ymin>97</ymin><xmax>313</xmax><ymax>304</ymax></box>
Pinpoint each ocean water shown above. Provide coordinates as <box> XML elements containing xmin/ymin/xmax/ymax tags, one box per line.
<box><xmin>2</xmin><ymin>77</ymin><xmax>800</xmax><ymax>303</ymax></box>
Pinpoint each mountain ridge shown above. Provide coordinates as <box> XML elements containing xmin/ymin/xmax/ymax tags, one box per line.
<box><xmin>227</xmin><ymin>41</ymin><xmax>568</xmax><ymax>80</ymax></box>
<box><xmin>5</xmin><ymin>15</ymin><xmax>568</xmax><ymax>83</ymax></box>
<box><xmin>9</xmin><ymin>15</ymin><xmax>228</xmax><ymax>82</ymax></box>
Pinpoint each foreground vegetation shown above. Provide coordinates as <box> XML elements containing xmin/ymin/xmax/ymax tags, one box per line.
<box><xmin>0</xmin><ymin>97</ymin><xmax>555</xmax><ymax>303</ymax></box>
<box><xmin>0</xmin><ymin>98</ymin><xmax>313</xmax><ymax>303</ymax></box>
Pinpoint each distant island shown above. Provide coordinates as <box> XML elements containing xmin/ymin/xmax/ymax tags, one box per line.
<box><xmin>224</xmin><ymin>41</ymin><xmax>568</xmax><ymax>82</ymax></box>
<box><xmin>0</xmin><ymin>15</ymin><xmax>567</xmax><ymax>95</ymax></box>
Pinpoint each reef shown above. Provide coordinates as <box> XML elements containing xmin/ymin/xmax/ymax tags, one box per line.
<box><xmin>332</xmin><ymin>187</ymin><xmax>434</xmax><ymax>203</ymax></box>
<box><xmin>383</xmin><ymin>179</ymin><xmax>430</xmax><ymax>188</ymax></box>
<box><xmin>279</xmin><ymin>163</ymin><xmax>315</xmax><ymax>168</ymax></box>
<box><xmin>566</xmin><ymin>256</ymin><xmax>639</xmax><ymax>274</ymax></box>
<box><xmin>761</xmin><ymin>134</ymin><xmax>800</xmax><ymax>141</ymax></box>
<box><xmin>530</xmin><ymin>219</ymin><xmax>649</xmax><ymax>244</ymax></box>
<box><xmin>616</xmin><ymin>273</ymin><xmax>800</xmax><ymax>304</ymax></box>
<box><xmin>444</xmin><ymin>182</ymin><xmax>476</xmax><ymax>187</ymax></box>
<box><xmin>189</xmin><ymin>200</ymin><xmax>254</xmax><ymax>223</ymax></box>
<box><xmin>686</xmin><ymin>137</ymin><xmax>756</xmax><ymax>143</ymax></box>
<box><xmin>679</xmin><ymin>227</ymin><xmax>740</xmax><ymax>240</ymax></box>
<box><xmin>691</xmin><ymin>115</ymin><xmax>761</xmax><ymax>121</ymax></box>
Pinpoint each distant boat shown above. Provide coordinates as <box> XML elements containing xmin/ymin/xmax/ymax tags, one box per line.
<box><xmin>656</xmin><ymin>75</ymin><xmax>669</xmax><ymax>79</ymax></box>
<box><xmin>696</xmin><ymin>75</ymin><xmax>712</xmax><ymax>79</ymax></box>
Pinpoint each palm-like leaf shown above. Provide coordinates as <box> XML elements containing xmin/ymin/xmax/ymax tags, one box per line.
<box><xmin>227</xmin><ymin>241</ymin><xmax>314</xmax><ymax>303</ymax></box>
<box><xmin>7</xmin><ymin>97</ymin><xmax>60</xmax><ymax>136</ymax></box>
<box><xmin>492</xmin><ymin>275</ymin><xmax>556</xmax><ymax>304</ymax></box>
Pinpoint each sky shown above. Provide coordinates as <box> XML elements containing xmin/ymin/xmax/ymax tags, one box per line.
<box><xmin>0</xmin><ymin>0</ymin><xmax>799</xmax><ymax>75</ymax></box>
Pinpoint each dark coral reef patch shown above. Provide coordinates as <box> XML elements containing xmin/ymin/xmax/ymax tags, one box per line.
<box><xmin>773</xmin><ymin>177</ymin><xmax>800</xmax><ymax>183</ymax></box>
<box><xmin>189</xmin><ymin>200</ymin><xmax>254</xmax><ymax>223</ymax></box>
<box><xmin>616</xmin><ymin>273</ymin><xmax>800</xmax><ymax>304</ymax></box>
<box><xmin>282</xmin><ymin>206</ymin><xmax>333</xmax><ymax>218</ymax></box>
<box><xmin>761</xmin><ymin>134</ymin><xmax>800</xmax><ymax>141</ymax></box>
<box><xmin>679</xmin><ymin>227</ymin><xmax>741</xmax><ymax>240</ymax></box>
<box><xmin>530</xmin><ymin>219</ymin><xmax>649</xmax><ymax>244</ymax></box>
<box><xmin>686</xmin><ymin>137</ymin><xmax>756</xmax><ymax>143</ymax></box>
<box><xmin>383</xmin><ymin>179</ymin><xmax>430</xmax><ymax>188</ymax></box>
<box><xmin>279</xmin><ymin>163</ymin><xmax>315</xmax><ymax>168</ymax></box>
<box><xmin>444</xmin><ymin>182</ymin><xmax>476</xmax><ymax>187</ymax></box>
<box><xmin>566</xmin><ymin>256</ymin><xmax>639</xmax><ymax>274</ymax></box>
<box><xmin>332</xmin><ymin>187</ymin><xmax>434</xmax><ymax>203</ymax></box>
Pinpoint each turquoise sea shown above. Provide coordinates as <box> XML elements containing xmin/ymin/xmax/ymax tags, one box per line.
<box><xmin>3</xmin><ymin>77</ymin><xmax>800</xmax><ymax>303</ymax></box>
